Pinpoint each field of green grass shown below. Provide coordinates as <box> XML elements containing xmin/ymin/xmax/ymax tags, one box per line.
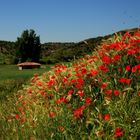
<box><xmin>0</xmin><ymin>64</ymin><xmax>51</xmax><ymax>80</ymax></box>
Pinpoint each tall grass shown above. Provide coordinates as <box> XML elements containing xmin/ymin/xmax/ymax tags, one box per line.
<box><xmin>1</xmin><ymin>29</ymin><xmax>140</xmax><ymax>139</ymax></box>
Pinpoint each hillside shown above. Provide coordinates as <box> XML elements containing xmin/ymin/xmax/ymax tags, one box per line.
<box><xmin>1</xmin><ymin>28</ymin><xmax>140</xmax><ymax>139</ymax></box>
<box><xmin>0</xmin><ymin>27</ymin><xmax>138</xmax><ymax>64</ymax></box>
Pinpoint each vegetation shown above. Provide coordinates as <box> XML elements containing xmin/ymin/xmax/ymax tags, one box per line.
<box><xmin>0</xmin><ymin>28</ymin><xmax>138</xmax><ymax>65</ymax></box>
<box><xmin>0</xmin><ymin>28</ymin><xmax>140</xmax><ymax>139</ymax></box>
<box><xmin>0</xmin><ymin>41</ymin><xmax>16</xmax><ymax>64</ymax></box>
<box><xmin>15</xmin><ymin>29</ymin><xmax>41</xmax><ymax>63</ymax></box>
<box><xmin>0</xmin><ymin>64</ymin><xmax>51</xmax><ymax>100</ymax></box>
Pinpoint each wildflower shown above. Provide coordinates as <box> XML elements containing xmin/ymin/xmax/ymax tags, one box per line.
<box><xmin>138</xmin><ymin>92</ymin><xmax>140</xmax><ymax>97</ymax></box>
<box><xmin>62</xmin><ymin>77</ymin><xmax>68</xmax><ymax>83</ymax></box>
<box><xmin>68</xmin><ymin>89</ymin><xmax>74</xmax><ymax>95</ymax></box>
<box><xmin>48</xmin><ymin>80</ymin><xmax>55</xmax><ymax>86</ymax></box>
<box><xmin>73</xmin><ymin>106</ymin><xmax>85</xmax><ymax>118</ymax></box>
<box><xmin>104</xmin><ymin>114</ymin><xmax>110</xmax><ymax>121</ymax></box>
<box><xmin>105</xmin><ymin>89</ymin><xmax>112</xmax><ymax>95</ymax></box>
<box><xmin>98</xmin><ymin>64</ymin><xmax>108</xmax><ymax>72</ymax></box>
<box><xmin>34</xmin><ymin>73</ymin><xmax>38</xmax><ymax>78</ymax></box>
<box><xmin>41</xmin><ymin>91</ymin><xmax>45</xmax><ymax>96</ymax></box>
<box><xmin>78</xmin><ymin>90</ymin><xmax>84</xmax><ymax>97</ymax></box>
<box><xmin>113</xmin><ymin>54</ymin><xmax>120</xmax><ymax>61</ymax></box>
<box><xmin>49</xmin><ymin>93</ymin><xmax>53</xmax><ymax>97</ymax></box>
<box><xmin>55</xmin><ymin>99</ymin><xmax>61</xmax><ymax>105</ymax></box>
<box><xmin>75</xmin><ymin>83</ymin><xmax>83</xmax><ymax>89</ymax></box>
<box><xmin>100</xmin><ymin>83</ymin><xmax>107</xmax><ymax>89</ymax></box>
<box><xmin>85</xmin><ymin>97</ymin><xmax>91</xmax><ymax>103</ymax></box>
<box><xmin>49</xmin><ymin>112</ymin><xmax>54</xmax><ymax>117</ymax></box>
<box><xmin>15</xmin><ymin>114</ymin><xmax>19</xmax><ymax>119</ymax></box>
<box><xmin>85</xmin><ymin>97</ymin><xmax>91</xmax><ymax>106</ymax></box>
<box><xmin>125</xmin><ymin>65</ymin><xmax>131</xmax><ymax>71</ymax></box>
<box><xmin>102</xmin><ymin>55</ymin><xmax>112</xmax><ymax>64</ymax></box>
<box><xmin>20</xmin><ymin>117</ymin><xmax>25</xmax><ymax>123</ymax></box>
<box><xmin>131</xmin><ymin>66</ymin><xmax>137</xmax><ymax>73</ymax></box>
<box><xmin>135</xmin><ymin>56</ymin><xmax>140</xmax><ymax>59</ymax></box>
<box><xmin>81</xmin><ymin>67</ymin><xmax>87</xmax><ymax>75</ymax></box>
<box><xmin>58</xmin><ymin>125</ymin><xmax>64</xmax><ymax>132</ymax></box>
<box><xmin>99</xmin><ymin>113</ymin><xmax>103</xmax><ymax>120</ymax></box>
<box><xmin>90</xmin><ymin>69</ymin><xmax>98</xmax><ymax>76</ymax></box>
<box><xmin>60</xmin><ymin>96</ymin><xmax>65</xmax><ymax>102</ymax></box>
<box><xmin>114</xmin><ymin>127</ymin><xmax>123</xmax><ymax>137</ymax></box>
<box><xmin>119</xmin><ymin>78</ymin><xmax>126</xmax><ymax>83</ymax></box>
<box><xmin>125</xmin><ymin>79</ymin><xmax>131</xmax><ymax>84</ymax></box>
<box><xmin>37</xmin><ymin>81</ymin><xmax>42</xmax><ymax>86</ymax></box>
<box><xmin>77</xmin><ymin>78</ymin><xmax>84</xmax><ymax>85</ymax></box>
<box><xmin>113</xmin><ymin>90</ymin><xmax>119</xmax><ymax>96</ymax></box>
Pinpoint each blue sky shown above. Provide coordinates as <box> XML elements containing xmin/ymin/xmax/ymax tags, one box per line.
<box><xmin>0</xmin><ymin>0</ymin><xmax>140</xmax><ymax>43</ymax></box>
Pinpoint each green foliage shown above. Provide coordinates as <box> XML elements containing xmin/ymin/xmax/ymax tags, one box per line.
<box><xmin>15</xmin><ymin>29</ymin><xmax>41</xmax><ymax>63</ymax></box>
<box><xmin>0</xmin><ymin>41</ymin><xmax>16</xmax><ymax>64</ymax></box>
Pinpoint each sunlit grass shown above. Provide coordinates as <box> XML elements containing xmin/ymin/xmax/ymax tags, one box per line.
<box><xmin>1</xmin><ymin>29</ymin><xmax>140</xmax><ymax>139</ymax></box>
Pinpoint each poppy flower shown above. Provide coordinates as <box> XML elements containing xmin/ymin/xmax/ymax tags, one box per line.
<box><xmin>104</xmin><ymin>114</ymin><xmax>110</xmax><ymax>121</ymax></box>
<box><xmin>114</xmin><ymin>127</ymin><xmax>123</xmax><ymax>137</ymax></box>
<box><xmin>113</xmin><ymin>90</ymin><xmax>119</xmax><ymax>96</ymax></box>
<box><xmin>49</xmin><ymin>112</ymin><xmax>54</xmax><ymax>117</ymax></box>
<box><xmin>15</xmin><ymin>114</ymin><xmax>19</xmax><ymax>119</ymax></box>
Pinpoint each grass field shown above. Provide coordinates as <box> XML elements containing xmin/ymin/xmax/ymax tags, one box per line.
<box><xmin>0</xmin><ymin>64</ymin><xmax>52</xmax><ymax>100</ymax></box>
<box><xmin>0</xmin><ymin>64</ymin><xmax>51</xmax><ymax>80</ymax></box>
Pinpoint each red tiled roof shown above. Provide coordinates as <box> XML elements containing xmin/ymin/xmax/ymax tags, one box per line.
<box><xmin>17</xmin><ymin>62</ymin><xmax>41</xmax><ymax>66</ymax></box>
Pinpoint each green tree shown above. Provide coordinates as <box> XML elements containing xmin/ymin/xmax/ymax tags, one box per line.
<box><xmin>16</xmin><ymin>29</ymin><xmax>41</xmax><ymax>63</ymax></box>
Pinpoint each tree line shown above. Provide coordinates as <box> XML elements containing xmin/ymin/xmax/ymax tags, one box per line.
<box><xmin>0</xmin><ymin>28</ymin><xmax>137</xmax><ymax>64</ymax></box>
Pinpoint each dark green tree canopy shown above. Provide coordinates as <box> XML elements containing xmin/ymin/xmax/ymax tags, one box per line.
<box><xmin>16</xmin><ymin>29</ymin><xmax>41</xmax><ymax>63</ymax></box>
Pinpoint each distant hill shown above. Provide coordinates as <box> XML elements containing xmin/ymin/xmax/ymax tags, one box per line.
<box><xmin>0</xmin><ymin>27</ymin><xmax>138</xmax><ymax>64</ymax></box>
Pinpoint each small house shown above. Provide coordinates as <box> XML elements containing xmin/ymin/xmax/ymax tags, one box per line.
<box><xmin>17</xmin><ymin>62</ymin><xmax>41</xmax><ymax>70</ymax></box>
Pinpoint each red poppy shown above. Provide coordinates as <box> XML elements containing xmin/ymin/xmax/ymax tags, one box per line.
<box><xmin>113</xmin><ymin>90</ymin><xmax>119</xmax><ymax>96</ymax></box>
<box><xmin>125</xmin><ymin>65</ymin><xmax>131</xmax><ymax>71</ymax></box>
<box><xmin>48</xmin><ymin>80</ymin><xmax>55</xmax><ymax>86</ymax></box>
<box><xmin>49</xmin><ymin>112</ymin><xmax>54</xmax><ymax>117</ymax></box>
<box><xmin>58</xmin><ymin>125</ymin><xmax>64</xmax><ymax>132</ymax></box>
<box><xmin>78</xmin><ymin>90</ymin><xmax>84</xmax><ymax>97</ymax></box>
<box><xmin>15</xmin><ymin>114</ymin><xmax>19</xmax><ymax>119</ymax></box>
<box><xmin>90</xmin><ymin>69</ymin><xmax>98</xmax><ymax>77</ymax></box>
<box><xmin>102</xmin><ymin>55</ymin><xmax>112</xmax><ymax>64</ymax></box>
<box><xmin>100</xmin><ymin>83</ymin><xmax>107</xmax><ymax>89</ymax></box>
<box><xmin>125</xmin><ymin>79</ymin><xmax>131</xmax><ymax>84</ymax></box>
<box><xmin>55</xmin><ymin>99</ymin><xmax>61</xmax><ymax>105</ymax></box>
<box><xmin>62</xmin><ymin>77</ymin><xmax>68</xmax><ymax>83</ymax></box>
<box><xmin>20</xmin><ymin>117</ymin><xmax>25</xmax><ymax>123</ymax></box>
<box><xmin>99</xmin><ymin>113</ymin><xmax>103</xmax><ymax>119</ymax></box>
<box><xmin>119</xmin><ymin>78</ymin><xmax>126</xmax><ymax>83</ymax></box>
<box><xmin>81</xmin><ymin>67</ymin><xmax>87</xmax><ymax>74</ymax></box>
<box><xmin>98</xmin><ymin>64</ymin><xmax>108</xmax><ymax>72</ymax></box>
<box><xmin>104</xmin><ymin>114</ymin><xmax>110</xmax><ymax>121</ymax></box>
<box><xmin>105</xmin><ymin>90</ymin><xmax>112</xmax><ymax>95</ymax></box>
<box><xmin>34</xmin><ymin>73</ymin><xmax>38</xmax><ymax>78</ymax></box>
<box><xmin>85</xmin><ymin>97</ymin><xmax>91</xmax><ymax>103</ymax></box>
<box><xmin>77</xmin><ymin>78</ymin><xmax>84</xmax><ymax>85</ymax></box>
<box><xmin>68</xmin><ymin>89</ymin><xmax>74</xmax><ymax>95</ymax></box>
<box><xmin>73</xmin><ymin>106</ymin><xmax>85</xmax><ymax>118</ymax></box>
<box><xmin>114</xmin><ymin>127</ymin><xmax>123</xmax><ymax>137</ymax></box>
<box><xmin>113</xmin><ymin>54</ymin><xmax>120</xmax><ymax>61</ymax></box>
<box><xmin>131</xmin><ymin>66</ymin><xmax>137</xmax><ymax>73</ymax></box>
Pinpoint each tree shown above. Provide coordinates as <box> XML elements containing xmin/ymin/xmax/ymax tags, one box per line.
<box><xmin>15</xmin><ymin>29</ymin><xmax>41</xmax><ymax>63</ymax></box>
